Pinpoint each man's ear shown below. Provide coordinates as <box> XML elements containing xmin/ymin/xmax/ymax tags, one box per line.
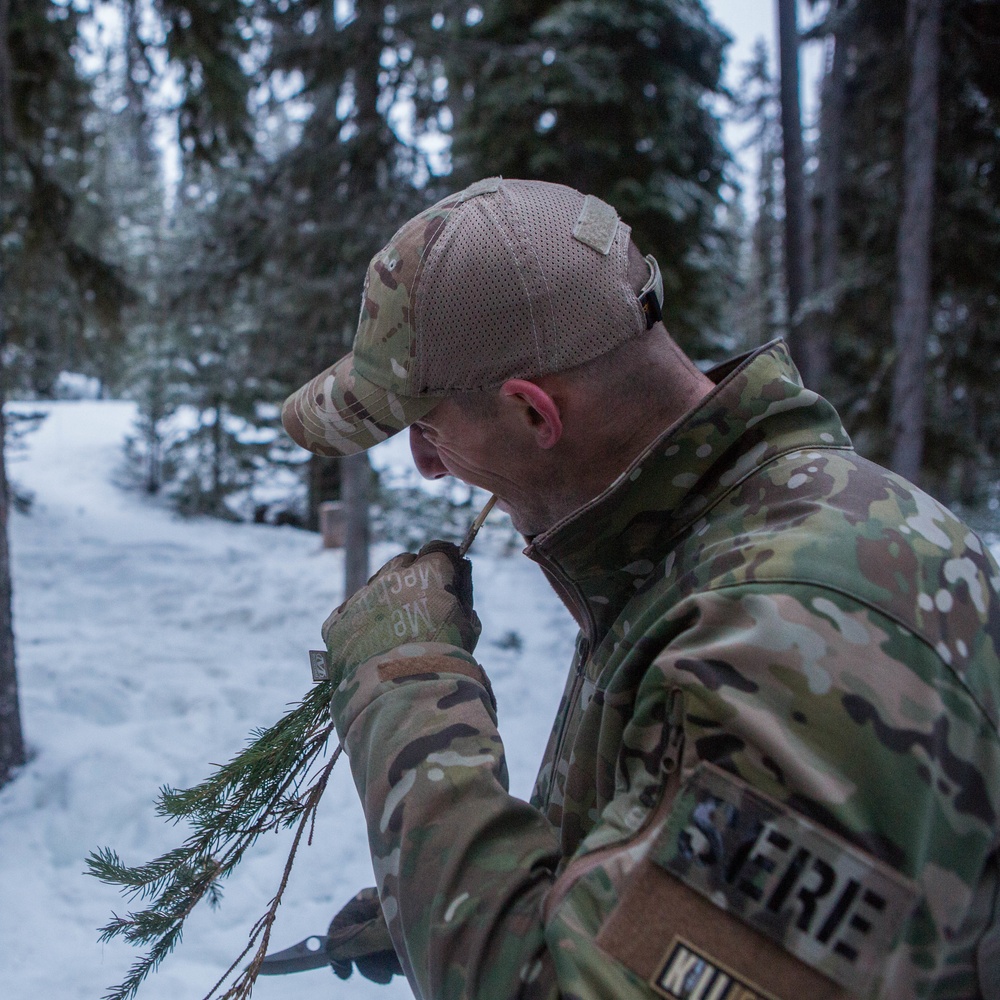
<box><xmin>500</xmin><ymin>379</ymin><xmax>563</xmax><ymax>449</ymax></box>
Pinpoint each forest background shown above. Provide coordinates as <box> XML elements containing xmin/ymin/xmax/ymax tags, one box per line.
<box><xmin>1</xmin><ymin>0</ymin><xmax>999</xmax><ymax>787</ymax></box>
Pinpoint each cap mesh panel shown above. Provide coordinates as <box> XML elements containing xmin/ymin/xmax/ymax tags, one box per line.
<box><xmin>415</xmin><ymin>179</ymin><xmax>643</xmax><ymax>392</ymax></box>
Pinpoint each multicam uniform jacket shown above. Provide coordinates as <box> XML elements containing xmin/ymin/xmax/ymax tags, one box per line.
<box><xmin>334</xmin><ymin>341</ymin><xmax>1000</xmax><ymax>1000</ymax></box>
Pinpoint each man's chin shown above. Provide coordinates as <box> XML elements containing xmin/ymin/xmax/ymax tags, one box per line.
<box><xmin>495</xmin><ymin>497</ymin><xmax>523</xmax><ymax>531</ymax></box>
<box><xmin>497</xmin><ymin>499</ymin><xmax>549</xmax><ymax>539</ymax></box>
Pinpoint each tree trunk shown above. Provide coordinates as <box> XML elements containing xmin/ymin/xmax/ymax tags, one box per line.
<box><xmin>333</xmin><ymin>4</ymin><xmax>385</xmax><ymax>596</ymax></box>
<box><xmin>0</xmin><ymin>400</ymin><xmax>24</xmax><ymax>787</ymax></box>
<box><xmin>776</xmin><ymin>0</ymin><xmax>817</xmax><ymax>384</ymax></box>
<box><xmin>0</xmin><ymin>0</ymin><xmax>26</xmax><ymax>788</ymax></box>
<box><xmin>0</xmin><ymin>0</ymin><xmax>10</xmax><ymax>147</ymax></box>
<box><xmin>813</xmin><ymin>0</ymin><xmax>849</xmax><ymax>392</ymax></box>
<box><xmin>889</xmin><ymin>0</ymin><xmax>942</xmax><ymax>483</ymax></box>
<box><xmin>342</xmin><ymin>452</ymin><xmax>371</xmax><ymax>598</ymax></box>
<box><xmin>210</xmin><ymin>399</ymin><xmax>223</xmax><ymax>508</ymax></box>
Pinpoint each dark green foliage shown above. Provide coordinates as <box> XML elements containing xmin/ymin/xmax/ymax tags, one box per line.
<box><xmin>88</xmin><ymin>680</ymin><xmax>340</xmax><ymax>1000</ymax></box>
<box><xmin>118</xmin><ymin>0</ymin><xmax>747</xmax><ymax>523</ymax></box>
<box><xmin>809</xmin><ymin>0</ymin><xmax>1000</xmax><ymax>501</ymax></box>
<box><xmin>2</xmin><ymin>0</ymin><xmax>134</xmax><ymax>395</ymax></box>
<box><xmin>447</xmin><ymin>0</ymin><xmax>738</xmax><ymax>356</ymax></box>
<box><xmin>138</xmin><ymin>0</ymin><xmax>255</xmax><ymax>160</ymax></box>
<box><xmin>148</xmin><ymin>174</ymin><xmax>284</xmax><ymax>517</ymax></box>
<box><xmin>2</xmin><ymin>0</ymin><xmax>255</xmax><ymax>398</ymax></box>
<box><xmin>245</xmin><ymin>0</ymin><xmax>443</xmax><ymax>389</ymax></box>
<box><xmin>734</xmin><ymin>40</ymin><xmax>784</xmax><ymax>352</ymax></box>
<box><xmin>179</xmin><ymin>1</ymin><xmax>450</xmax><ymax>524</ymax></box>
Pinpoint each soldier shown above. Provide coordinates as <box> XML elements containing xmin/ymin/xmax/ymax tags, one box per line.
<box><xmin>277</xmin><ymin>177</ymin><xmax>1000</xmax><ymax>999</ymax></box>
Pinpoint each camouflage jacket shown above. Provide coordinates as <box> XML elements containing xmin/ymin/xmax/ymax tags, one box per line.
<box><xmin>334</xmin><ymin>341</ymin><xmax>1000</xmax><ymax>1000</ymax></box>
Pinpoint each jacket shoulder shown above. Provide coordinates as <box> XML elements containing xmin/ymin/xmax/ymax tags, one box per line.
<box><xmin>667</xmin><ymin>447</ymin><xmax>1000</xmax><ymax>733</ymax></box>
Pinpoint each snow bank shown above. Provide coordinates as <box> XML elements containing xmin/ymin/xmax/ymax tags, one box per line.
<box><xmin>0</xmin><ymin>401</ymin><xmax>573</xmax><ymax>1000</ymax></box>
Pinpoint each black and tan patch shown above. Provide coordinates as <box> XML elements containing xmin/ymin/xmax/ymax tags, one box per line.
<box><xmin>597</xmin><ymin>765</ymin><xmax>919</xmax><ymax>999</ymax></box>
<box><xmin>652</xmin><ymin>937</ymin><xmax>777</xmax><ymax>1000</ymax></box>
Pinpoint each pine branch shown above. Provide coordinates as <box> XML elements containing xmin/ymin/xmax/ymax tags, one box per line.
<box><xmin>87</xmin><ymin>680</ymin><xmax>340</xmax><ymax>1000</ymax></box>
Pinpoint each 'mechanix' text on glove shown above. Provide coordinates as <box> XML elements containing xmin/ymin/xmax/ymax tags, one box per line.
<box><xmin>321</xmin><ymin>541</ymin><xmax>491</xmax><ymax>739</ymax></box>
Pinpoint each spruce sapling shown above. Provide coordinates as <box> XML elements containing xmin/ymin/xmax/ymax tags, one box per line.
<box><xmin>87</xmin><ymin>680</ymin><xmax>339</xmax><ymax>1000</ymax></box>
<box><xmin>87</xmin><ymin>495</ymin><xmax>498</xmax><ymax>1000</ymax></box>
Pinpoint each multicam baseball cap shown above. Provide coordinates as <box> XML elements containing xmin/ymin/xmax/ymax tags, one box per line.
<box><xmin>281</xmin><ymin>176</ymin><xmax>664</xmax><ymax>457</ymax></box>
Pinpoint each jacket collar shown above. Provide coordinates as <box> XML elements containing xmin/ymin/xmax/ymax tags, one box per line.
<box><xmin>523</xmin><ymin>340</ymin><xmax>852</xmax><ymax>642</ymax></box>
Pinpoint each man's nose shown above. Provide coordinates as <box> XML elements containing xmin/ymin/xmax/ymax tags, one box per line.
<box><xmin>409</xmin><ymin>425</ymin><xmax>449</xmax><ymax>479</ymax></box>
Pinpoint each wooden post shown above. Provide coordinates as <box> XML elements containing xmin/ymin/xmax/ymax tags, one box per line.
<box><xmin>318</xmin><ymin>501</ymin><xmax>347</xmax><ymax>549</ymax></box>
<box><xmin>341</xmin><ymin>453</ymin><xmax>371</xmax><ymax>598</ymax></box>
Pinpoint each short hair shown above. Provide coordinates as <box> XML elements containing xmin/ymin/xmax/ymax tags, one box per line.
<box><xmin>451</xmin><ymin>241</ymin><xmax>657</xmax><ymax>420</ymax></box>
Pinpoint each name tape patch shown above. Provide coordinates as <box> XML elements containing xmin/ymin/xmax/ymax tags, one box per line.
<box><xmin>654</xmin><ymin>937</ymin><xmax>777</xmax><ymax>1000</ymax></box>
<box><xmin>652</xmin><ymin>765</ymin><xmax>918</xmax><ymax>994</ymax></box>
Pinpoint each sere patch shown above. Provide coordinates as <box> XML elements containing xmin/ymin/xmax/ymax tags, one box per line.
<box><xmin>651</xmin><ymin>765</ymin><xmax>919</xmax><ymax>995</ymax></box>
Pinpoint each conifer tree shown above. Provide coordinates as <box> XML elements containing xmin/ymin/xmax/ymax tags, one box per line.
<box><xmin>810</xmin><ymin>0</ymin><xmax>849</xmax><ymax>394</ymax></box>
<box><xmin>812</xmin><ymin>0</ymin><xmax>1000</xmax><ymax>501</ymax></box>
<box><xmin>738</xmin><ymin>41</ymin><xmax>785</xmax><ymax>352</ymax></box>
<box><xmin>446</xmin><ymin>0</ymin><xmax>735</xmax><ymax>356</ymax></box>
<box><xmin>1</xmin><ymin>0</ymin><xmax>131</xmax><ymax>787</ymax></box>
<box><xmin>1</xmin><ymin>0</ymin><xmax>133</xmax><ymax>395</ymax></box>
<box><xmin>889</xmin><ymin>0</ymin><xmax>942</xmax><ymax>483</ymax></box>
<box><xmin>221</xmin><ymin>0</ymin><xmax>447</xmax><ymax>532</ymax></box>
<box><xmin>0</xmin><ymin>0</ymin><xmax>260</xmax><ymax>786</ymax></box>
<box><xmin>0</xmin><ymin>0</ymin><xmax>24</xmax><ymax>789</ymax></box>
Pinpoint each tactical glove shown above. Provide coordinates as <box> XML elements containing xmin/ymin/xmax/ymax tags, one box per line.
<box><xmin>325</xmin><ymin>887</ymin><xmax>403</xmax><ymax>984</ymax></box>
<box><xmin>321</xmin><ymin>540</ymin><xmax>481</xmax><ymax>689</ymax></box>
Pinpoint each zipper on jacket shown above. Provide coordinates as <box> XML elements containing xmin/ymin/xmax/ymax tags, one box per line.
<box><xmin>541</xmin><ymin>690</ymin><xmax>686</xmax><ymax>921</ymax></box>
<box><xmin>528</xmin><ymin>547</ymin><xmax>596</xmax><ymax>816</ymax></box>
<box><xmin>541</xmin><ymin>754</ymin><xmax>683</xmax><ymax>922</ymax></box>
<box><xmin>550</xmin><ymin>635</ymin><xmax>590</xmax><ymax>791</ymax></box>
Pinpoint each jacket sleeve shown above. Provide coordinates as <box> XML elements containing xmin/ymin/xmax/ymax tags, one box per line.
<box><xmin>332</xmin><ymin>641</ymin><xmax>565</xmax><ymax>1000</ymax></box>
<box><xmin>631</xmin><ymin>583</ymin><xmax>996</xmax><ymax>1000</ymax></box>
<box><xmin>331</xmin><ymin>580</ymin><xmax>997</xmax><ymax>1000</ymax></box>
<box><xmin>330</xmin><ymin>642</ymin><xmax>701</xmax><ymax>1000</ymax></box>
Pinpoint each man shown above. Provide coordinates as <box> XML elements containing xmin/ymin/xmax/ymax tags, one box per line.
<box><xmin>278</xmin><ymin>177</ymin><xmax>1000</xmax><ymax>999</ymax></box>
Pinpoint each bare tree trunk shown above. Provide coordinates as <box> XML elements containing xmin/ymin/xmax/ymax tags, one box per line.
<box><xmin>0</xmin><ymin>0</ymin><xmax>26</xmax><ymax>788</ymax></box>
<box><xmin>210</xmin><ymin>400</ymin><xmax>223</xmax><ymax>506</ymax></box>
<box><xmin>776</xmin><ymin>0</ymin><xmax>817</xmax><ymax>385</ymax></box>
<box><xmin>342</xmin><ymin>453</ymin><xmax>370</xmax><ymax>597</ymax></box>
<box><xmin>889</xmin><ymin>0</ymin><xmax>942</xmax><ymax>483</ymax></box>
<box><xmin>0</xmin><ymin>0</ymin><xmax>10</xmax><ymax>151</ymax></box>
<box><xmin>334</xmin><ymin>4</ymin><xmax>386</xmax><ymax>597</ymax></box>
<box><xmin>0</xmin><ymin>401</ymin><xmax>23</xmax><ymax>787</ymax></box>
<box><xmin>813</xmin><ymin>0</ymin><xmax>848</xmax><ymax>392</ymax></box>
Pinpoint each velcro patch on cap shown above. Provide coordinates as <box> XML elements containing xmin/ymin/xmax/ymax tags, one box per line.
<box><xmin>651</xmin><ymin>764</ymin><xmax>919</xmax><ymax>995</ymax></box>
<box><xmin>457</xmin><ymin>176</ymin><xmax>503</xmax><ymax>202</ymax></box>
<box><xmin>573</xmin><ymin>194</ymin><xmax>619</xmax><ymax>255</ymax></box>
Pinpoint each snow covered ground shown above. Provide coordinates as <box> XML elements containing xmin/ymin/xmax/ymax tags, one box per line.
<box><xmin>0</xmin><ymin>401</ymin><xmax>575</xmax><ymax>1000</ymax></box>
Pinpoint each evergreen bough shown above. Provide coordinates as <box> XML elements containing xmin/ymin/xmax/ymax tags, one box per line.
<box><xmin>87</xmin><ymin>498</ymin><xmax>498</xmax><ymax>1000</ymax></box>
<box><xmin>87</xmin><ymin>679</ymin><xmax>339</xmax><ymax>1000</ymax></box>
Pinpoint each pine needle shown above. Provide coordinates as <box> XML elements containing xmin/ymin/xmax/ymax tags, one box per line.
<box><xmin>87</xmin><ymin>680</ymin><xmax>340</xmax><ymax>1000</ymax></box>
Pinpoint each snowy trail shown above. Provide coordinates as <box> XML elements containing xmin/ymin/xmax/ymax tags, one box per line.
<box><xmin>0</xmin><ymin>401</ymin><xmax>572</xmax><ymax>1000</ymax></box>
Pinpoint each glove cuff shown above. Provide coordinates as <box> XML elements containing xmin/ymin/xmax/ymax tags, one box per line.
<box><xmin>331</xmin><ymin>646</ymin><xmax>492</xmax><ymax>740</ymax></box>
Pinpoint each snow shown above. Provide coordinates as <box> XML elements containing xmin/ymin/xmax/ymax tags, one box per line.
<box><xmin>0</xmin><ymin>401</ymin><xmax>575</xmax><ymax>1000</ymax></box>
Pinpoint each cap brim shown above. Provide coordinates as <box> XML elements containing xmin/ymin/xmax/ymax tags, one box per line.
<box><xmin>281</xmin><ymin>352</ymin><xmax>441</xmax><ymax>457</ymax></box>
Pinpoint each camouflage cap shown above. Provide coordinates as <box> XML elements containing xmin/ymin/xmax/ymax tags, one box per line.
<box><xmin>282</xmin><ymin>176</ymin><xmax>664</xmax><ymax>457</ymax></box>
